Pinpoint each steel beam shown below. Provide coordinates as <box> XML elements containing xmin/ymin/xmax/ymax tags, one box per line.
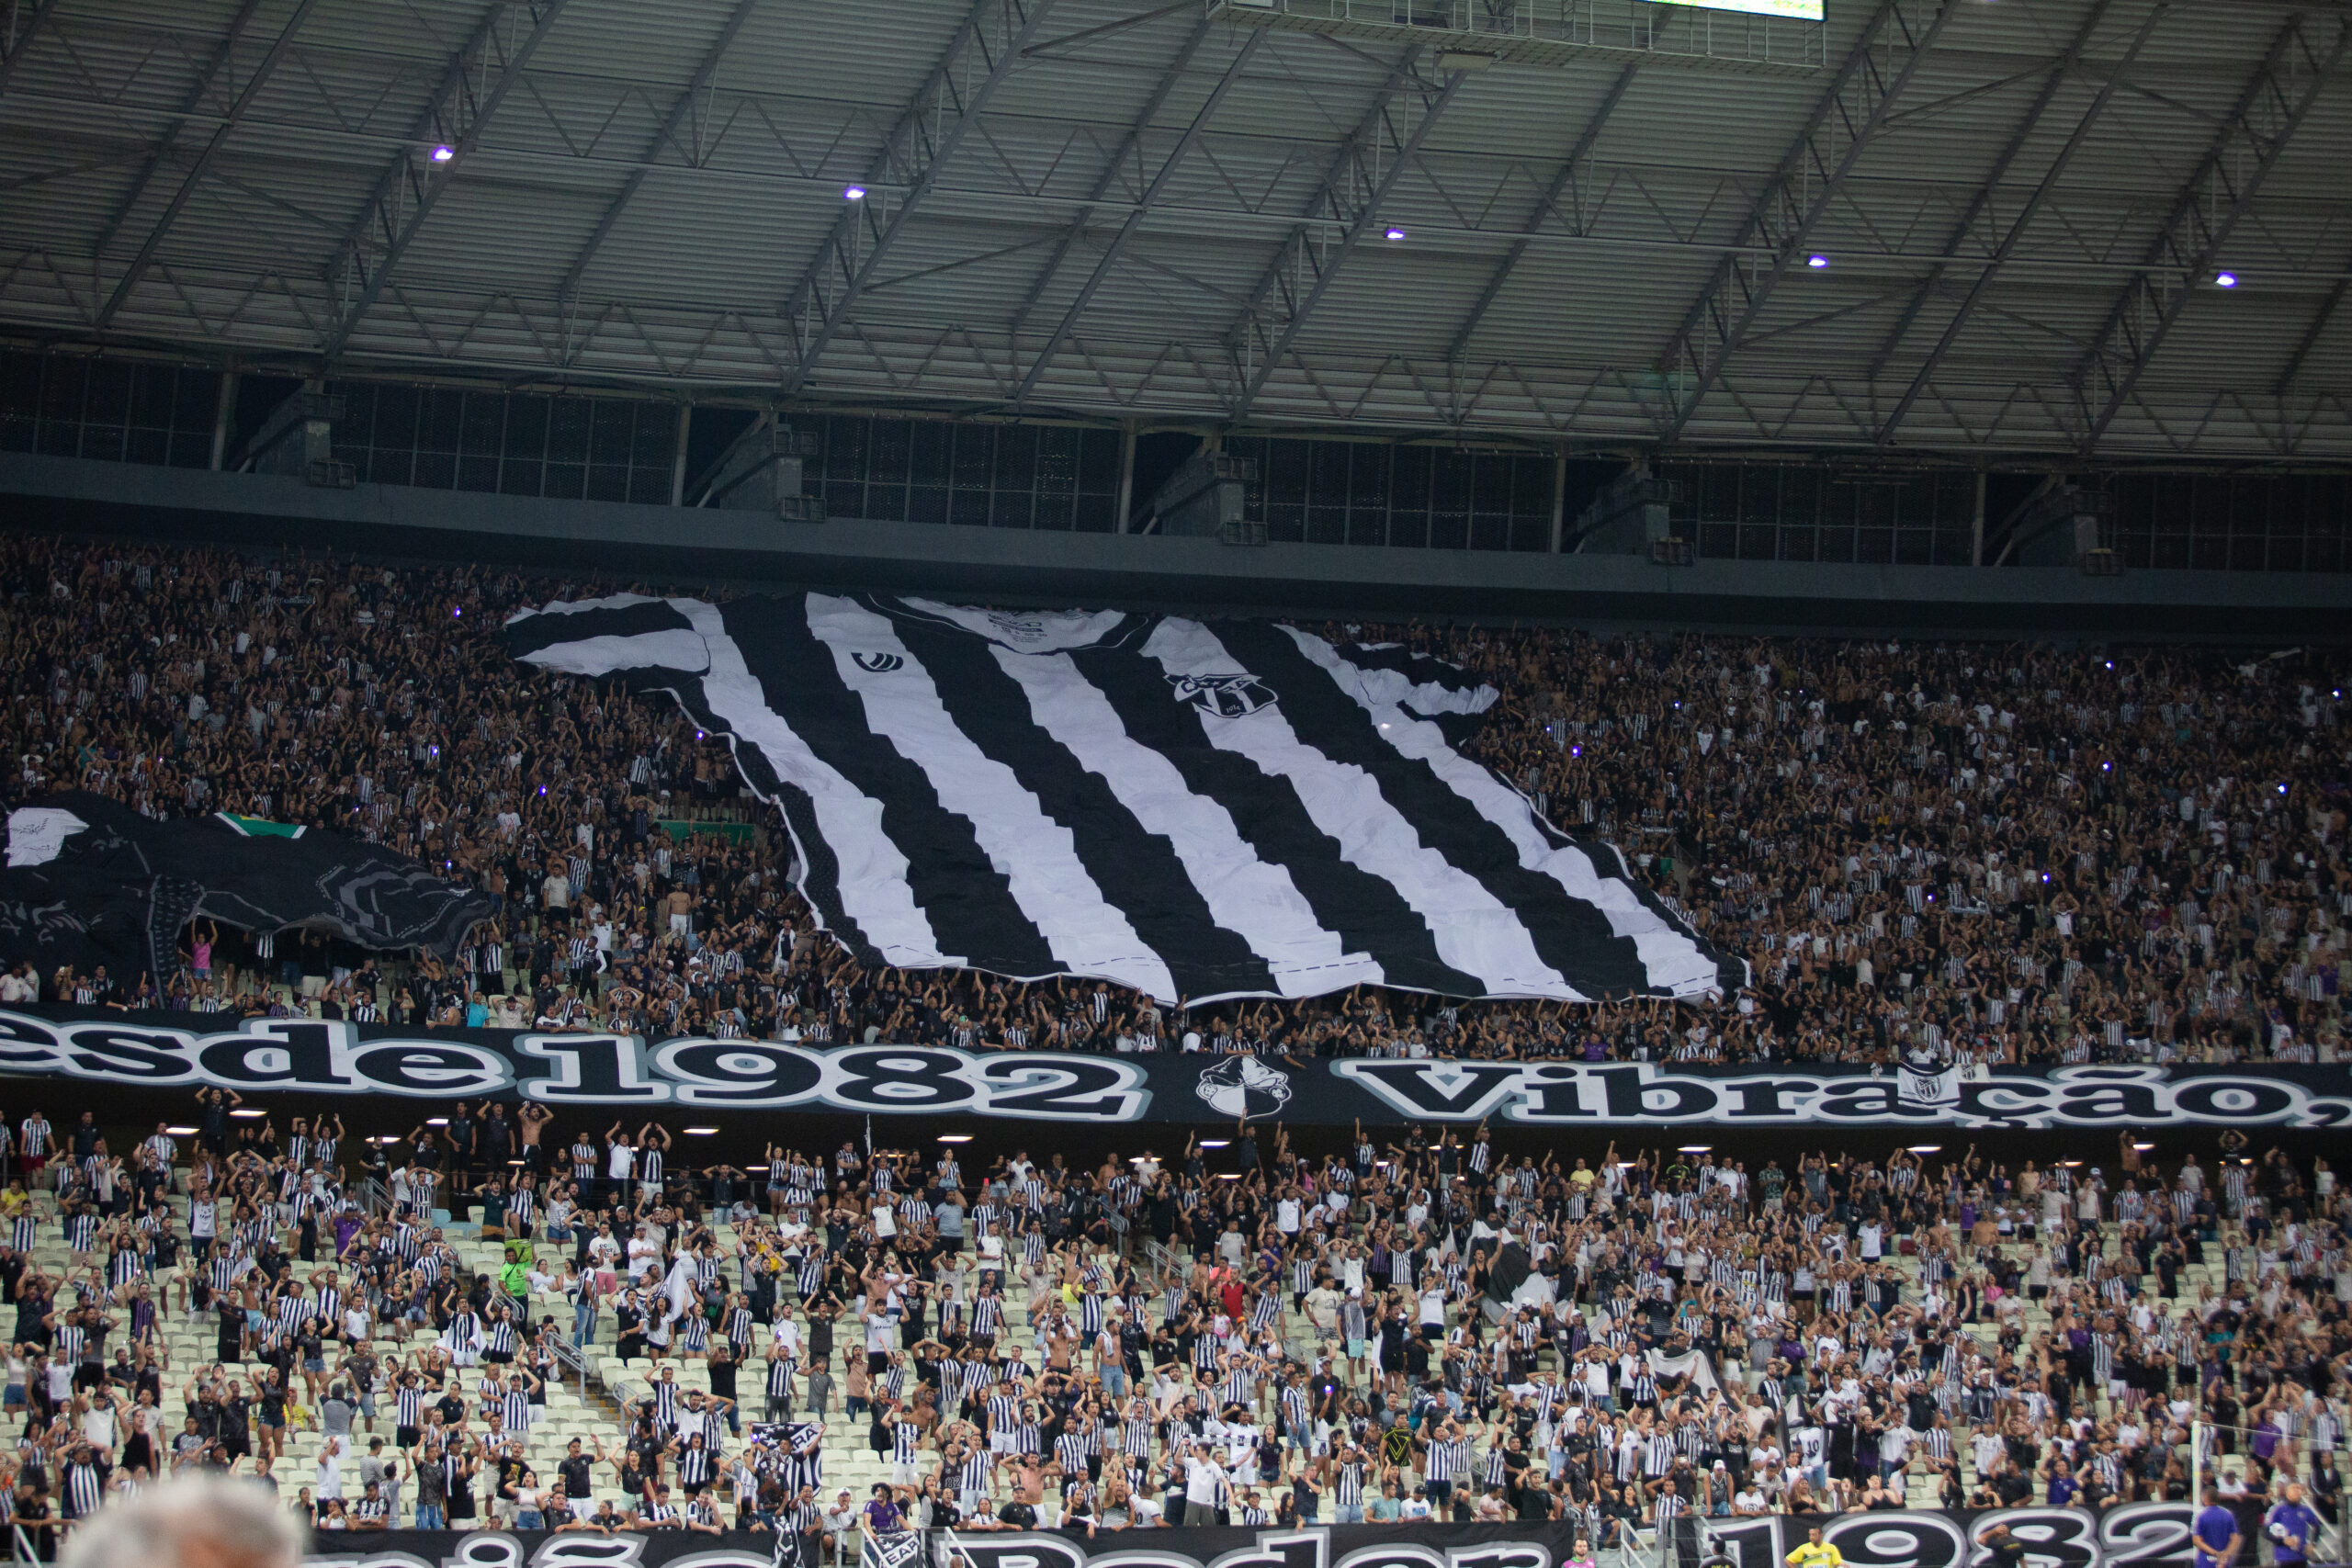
<box><xmin>778</xmin><ymin>0</ymin><xmax>1060</xmax><ymax>397</ymax></box>
<box><xmin>1010</xmin><ymin>28</ymin><xmax>1262</xmax><ymax>410</ymax></box>
<box><xmin>95</xmin><ymin>0</ymin><xmax>322</xmax><ymax>330</ymax></box>
<box><xmin>0</xmin><ymin>0</ymin><xmax>60</xmax><ymax>96</ymax></box>
<box><xmin>89</xmin><ymin>0</ymin><xmax>269</xmax><ymax>262</ymax></box>
<box><xmin>1875</xmin><ymin>4</ymin><xmax>2160</xmax><ymax>446</ymax></box>
<box><xmin>558</xmin><ymin>0</ymin><xmax>760</xmax><ymax>302</ymax></box>
<box><xmin>1867</xmin><ymin>0</ymin><xmax>2120</xmax><ymax>380</ymax></box>
<box><xmin>1657</xmin><ymin>0</ymin><xmax>1956</xmax><ymax>442</ymax></box>
<box><xmin>2276</xmin><ymin>250</ymin><xmax>2352</xmax><ymax>393</ymax></box>
<box><xmin>1007</xmin><ymin>10</ymin><xmax>1215</xmax><ymax>343</ymax></box>
<box><xmin>1227</xmin><ymin>50</ymin><xmax>1467</xmax><ymax>422</ymax></box>
<box><xmin>321</xmin><ymin>0</ymin><xmax>573</xmax><ymax>360</ymax></box>
<box><xmin>1444</xmin><ymin>61</ymin><xmax>1640</xmax><ymax>365</ymax></box>
<box><xmin>2075</xmin><ymin>12</ymin><xmax>2348</xmax><ymax>450</ymax></box>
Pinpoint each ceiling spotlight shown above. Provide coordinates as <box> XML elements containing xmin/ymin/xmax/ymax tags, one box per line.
<box><xmin>1385</xmin><ymin>227</ymin><xmax>1407</xmax><ymax>242</ymax></box>
<box><xmin>843</xmin><ymin>185</ymin><xmax>867</xmax><ymax>201</ymax></box>
<box><xmin>1806</xmin><ymin>254</ymin><xmax>1829</xmax><ymax>269</ymax></box>
<box><xmin>938</xmin><ymin>1134</ymin><xmax>973</xmax><ymax>1144</ymax></box>
<box><xmin>2214</xmin><ymin>271</ymin><xmax>2237</xmax><ymax>288</ymax></box>
<box><xmin>431</xmin><ymin>145</ymin><xmax>455</xmax><ymax>164</ymax></box>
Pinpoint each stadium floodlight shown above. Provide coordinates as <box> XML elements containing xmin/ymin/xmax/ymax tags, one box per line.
<box><xmin>2214</xmin><ymin>271</ymin><xmax>2237</xmax><ymax>288</ymax></box>
<box><xmin>843</xmin><ymin>185</ymin><xmax>867</xmax><ymax>201</ymax></box>
<box><xmin>1806</xmin><ymin>254</ymin><xmax>1828</xmax><ymax>268</ymax></box>
<box><xmin>431</xmin><ymin>145</ymin><xmax>455</xmax><ymax>163</ymax></box>
<box><xmin>1385</xmin><ymin>227</ymin><xmax>1407</xmax><ymax>242</ymax></box>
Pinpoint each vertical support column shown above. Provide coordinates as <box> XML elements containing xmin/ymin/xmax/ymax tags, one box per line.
<box><xmin>1114</xmin><ymin>419</ymin><xmax>1138</xmax><ymax>534</ymax></box>
<box><xmin>670</xmin><ymin>402</ymin><xmax>693</xmax><ymax>506</ymax></box>
<box><xmin>1972</xmin><ymin>471</ymin><xmax>1987</xmax><ymax>565</ymax></box>
<box><xmin>1549</xmin><ymin>448</ymin><xmax>1569</xmax><ymax>553</ymax></box>
<box><xmin>209</xmin><ymin>368</ymin><xmax>237</xmax><ymax>471</ymax></box>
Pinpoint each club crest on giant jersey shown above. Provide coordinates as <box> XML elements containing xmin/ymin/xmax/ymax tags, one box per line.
<box><xmin>1170</xmin><ymin>671</ymin><xmax>1277</xmax><ymax>718</ymax></box>
<box><xmin>1196</xmin><ymin>1055</ymin><xmax>1293</xmax><ymax>1120</ymax></box>
<box><xmin>851</xmin><ymin>652</ymin><xmax>905</xmax><ymax>673</ymax></box>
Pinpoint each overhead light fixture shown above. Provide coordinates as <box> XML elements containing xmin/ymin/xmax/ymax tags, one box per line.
<box><xmin>1908</xmin><ymin>1145</ymin><xmax>1941</xmax><ymax>1154</ymax></box>
<box><xmin>1197</xmin><ymin>1139</ymin><xmax>1228</xmax><ymax>1149</ymax></box>
<box><xmin>1218</xmin><ymin>1173</ymin><xmax>1240</xmax><ymax>1180</ymax></box>
<box><xmin>938</xmin><ymin>1134</ymin><xmax>973</xmax><ymax>1144</ymax></box>
<box><xmin>2214</xmin><ymin>271</ymin><xmax>2237</xmax><ymax>288</ymax></box>
<box><xmin>2133</xmin><ymin>1142</ymin><xmax>2155</xmax><ymax>1152</ymax></box>
<box><xmin>1806</xmin><ymin>254</ymin><xmax>1829</xmax><ymax>269</ymax></box>
<box><xmin>684</xmin><ymin>1127</ymin><xmax>718</xmax><ymax>1136</ymax></box>
<box><xmin>843</xmin><ymin>185</ymin><xmax>867</xmax><ymax>201</ymax></box>
<box><xmin>1385</xmin><ymin>227</ymin><xmax>1407</xmax><ymax>242</ymax></box>
<box><xmin>232</xmin><ymin>1109</ymin><xmax>266</xmax><ymax>1119</ymax></box>
<box><xmin>1678</xmin><ymin>1145</ymin><xmax>1710</xmax><ymax>1154</ymax></box>
<box><xmin>425</xmin><ymin>1117</ymin><xmax>447</xmax><ymax>1127</ymax></box>
<box><xmin>164</xmin><ymin>1125</ymin><xmax>198</xmax><ymax>1136</ymax></box>
<box><xmin>431</xmin><ymin>145</ymin><xmax>455</xmax><ymax>164</ymax></box>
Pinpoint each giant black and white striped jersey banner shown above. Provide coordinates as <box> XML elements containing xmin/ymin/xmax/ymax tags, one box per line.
<box><xmin>505</xmin><ymin>593</ymin><xmax>1740</xmax><ymax>1005</ymax></box>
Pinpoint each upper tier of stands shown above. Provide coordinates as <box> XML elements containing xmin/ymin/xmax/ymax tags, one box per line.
<box><xmin>0</xmin><ymin>534</ymin><xmax>2342</xmax><ymax>1071</ymax></box>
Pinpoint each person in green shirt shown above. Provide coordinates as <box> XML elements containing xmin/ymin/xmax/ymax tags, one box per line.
<box><xmin>500</xmin><ymin>1247</ymin><xmax>533</xmax><ymax>1301</ymax></box>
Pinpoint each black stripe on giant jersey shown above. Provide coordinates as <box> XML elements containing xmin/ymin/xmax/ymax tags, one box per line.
<box><xmin>885</xmin><ymin>614</ymin><xmax>1277</xmax><ymax>1001</ymax></box>
<box><xmin>1511</xmin><ymin>786</ymin><xmax>1741</xmax><ymax>992</ymax></box>
<box><xmin>1326</xmin><ymin>643</ymin><xmax>1493</xmax><ymax>745</ymax></box>
<box><xmin>504</xmin><ymin>599</ymin><xmax>695</xmax><ymax>662</ymax></box>
<box><xmin>723</xmin><ymin>599</ymin><xmax>1057</xmax><ymax>979</ymax></box>
<box><xmin>1329</xmin><ymin>641</ymin><xmax>1488</xmax><ymax>700</ymax></box>
<box><xmin>1071</xmin><ymin>638</ymin><xmax>1488</xmax><ymax>998</ymax></box>
<box><xmin>1220</xmin><ymin>621</ymin><xmax>1657</xmax><ymax>999</ymax></box>
<box><xmin>689</xmin><ymin>603</ymin><xmax>856</xmax><ymax>964</ymax></box>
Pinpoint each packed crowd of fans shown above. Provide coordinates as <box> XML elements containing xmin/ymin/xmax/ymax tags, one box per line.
<box><xmin>0</xmin><ymin>531</ymin><xmax>2346</xmax><ymax>1069</ymax></box>
<box><xmin>5</xmin><ymin>1094</ymin><xmax>2350</xmax><ymax>1548</ymax></box>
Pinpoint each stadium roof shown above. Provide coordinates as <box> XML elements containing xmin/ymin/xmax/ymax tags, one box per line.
<box><xmin>1</xmin><ymin>0</ymin><xmax>2348</xmax><ymax>461</ymax></box>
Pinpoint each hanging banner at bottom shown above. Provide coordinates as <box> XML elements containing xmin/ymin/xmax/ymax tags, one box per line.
<box><xmin>288</xmin><ymin>1506</ymin><xmax>2198</xmax><ymax>1568</ymax></box>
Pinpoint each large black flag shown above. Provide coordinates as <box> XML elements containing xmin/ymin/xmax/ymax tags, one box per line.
<box><xmin>0</xmin><ymin>790</ymin><xmax>494</xmax><ymax>981</ymax></box>
<box><xmin>508</xmin><ymin>592</ymin><xmax>1741</xmax><ymax>1004</ymax></box>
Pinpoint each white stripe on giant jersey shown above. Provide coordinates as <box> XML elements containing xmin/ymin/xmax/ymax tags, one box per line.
<box><xmin>1144</xmin><ymin>618</ymin><xmax>1566</xmax><ymax>997</ymax></box>
<box><xmin>1284</xmin><ymin>626</ymin><xmax>1723</xmax><ymax>998</ymax></box>
<box><xmin>987</xmin><ymin>642</ymin><xmax>1380</xmax><ymax>1001</ymax></box>
<box><xmin>509</xmin><ymin>594</ymin><xmax>713</xmax><ymax>680</ymax></box>
<box><xmin>679</xmin><ymin>600</ymin><xmax>952</xmax><ymax>969</ymax></box>
<box><xmin>1329</xmin><ymin>641</ymin><xmax>1496</xmax><ymax>718</ymax></box>
<box><xmin>807</xmin><ymin>594</ymin><xmax>1177</xmax><ymax>1001</ymax></box>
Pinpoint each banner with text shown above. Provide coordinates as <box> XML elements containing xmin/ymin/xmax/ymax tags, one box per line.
<box><xmin>293</xmin><ymin>1510</ymin><xmax>2197</xmax><ymax>1568</ymax></box>
<box><xmin>6</xmin><ymin>1005</ymin><xmax>2349</xmax><ymax>1131</ymax></box>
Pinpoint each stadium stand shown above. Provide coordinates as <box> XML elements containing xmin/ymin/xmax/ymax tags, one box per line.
<box><xmin>0</xmin><ymin>531</ymin><xmax>2346</xmax><ymax>1549</ymax></box>
<box><xmin>0</xmin><ymin>1115</ymin><xmax>2343</xmax><ymax>1546</ymax></box>
<box><xmin>0</xmin><ymin>534</ymin><xmax>2344</xmax><ymax>1067</ymax></box>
